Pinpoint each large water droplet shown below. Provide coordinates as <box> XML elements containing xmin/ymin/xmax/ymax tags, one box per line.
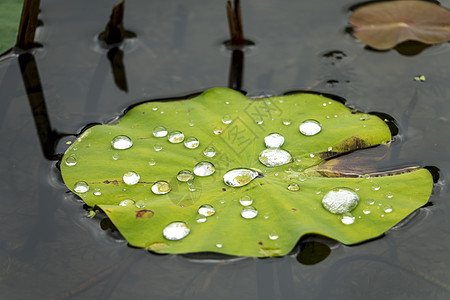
<box><xmin>193</xmin><ymin>162</ymin><xmax>215</xmax><ymax>176</ymax></box>
<box><xmin>123</xmin><ymin>171</ymin><xmax>140</xmax><ymax>185</ymax></box>
<box><xmin>223</xmin><ymin>168</ymin><xmax>260</xmax><ymax>187</ymax></box>
<box><xmin>153</xmin><ymin>126</ymin><xmax>168</xmax><ymax>137</ymax></box>
<box><xmin>259</xmin><ymin>149</ymin><xmax>293</xmax><ymax>167</ymax></box>
<box><xmin>184</xmin><ymin>137</ymin><xmax>199</xmax><ymax>149</ymax></box>
<box><xmin>177</xmin><ymin>170</ymin><xmax>194</xmax><ymax>182</ymax></box>
<box><xmin>151</xmin><ymin>181</ymin><xmax>171</xmax><ymax>194</ymax></box>
<box><xmin>203</xmin><ymin>147</ymin><xmax>216</xmax><ymax>157</ymax></box>
<box><xmin>119</xmin><ymin>199</ymin><xmax>135</xmax><ymax>206</ymax></box>
<box><xmin>264</xmin><ymin>133</ymin><xmax>285</xmax><ymax>148</ymax></box>
<box><xmin>163</xmin><ymin>222</ymin><xmax>190</xmax><ymax>240</ymax></box>
<box><xmin>340</xmin><ymin>212</ymin><xmax>355</xmax><ymax>225</ymax></box>
<box><xmin>65</xmin><ymin>154</ymin><xmax>77</xmax><ymax>166</ymax></box>
<box><xmin>198</xmin><ymin>204</ymin><xmax>215</xmax><ymax>216</ymax></box>
<box><xmin>239</xmin><ymin>196</ymin><xmax>253</xmax><ymax>206</ymax></box>
<box><xmin>299</xmin><ymin>120</ymin><xmax>322</xmax><ymax>136</ymax></box>
<box><xmin>111</xmin><ymin>135</ymin><xmax>133</xmax><ymax>150</ymax></box>
<box><xmin>241</xmin><ymin>206</ymin><xmax>258</xmax><ymax>219</ymax></box>
<box><xmin>322</xmin><ymin>187</ymin><xmax>359</xmax><ymax>214</ymax></box>
<box><xmin>288</xmin><ymin>183</ymin><xmax>300</xmax><ymax>191</ymax></box>
<box><xmin>168</xmin><ymin>131</ymin><xmax>184</xmax><ymax>143</ymax></box>
<box><xmin>74</xmin><ymin>181</ymin><xmax>89</xmax><ymax>193</ymax></box>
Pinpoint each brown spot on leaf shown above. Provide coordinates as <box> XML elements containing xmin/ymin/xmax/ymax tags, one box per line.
<box><xmin>136</xmin><ymin>209</ymin><xmax>154</xmax><ymax>218</ymax></box>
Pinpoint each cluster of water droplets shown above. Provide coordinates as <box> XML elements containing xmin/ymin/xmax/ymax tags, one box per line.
<box><xmin>259</xmin><ymin>132</ymin><xmax>293</xmax><ymax>167</ymax></box>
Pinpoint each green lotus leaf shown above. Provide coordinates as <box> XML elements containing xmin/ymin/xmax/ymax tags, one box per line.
<box><xmin>0</xmin><ymin>0</ymin><xmax>23</xmax><ymax>54</ymax></box>
<box><xmin>60</xmin><ymin>88</ymin><xmax>433</xmax><ymax>257</ymax></box>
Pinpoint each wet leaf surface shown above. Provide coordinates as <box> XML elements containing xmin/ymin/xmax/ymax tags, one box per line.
<box><xmin>350</xmin><ymin>1</ymin><xmax>450</xmax><ymax>50</ymax></box>
<box><xmin>60</xmin><ymin>88</ymin><xmax>433</xmax><ymax>257</ymax></box>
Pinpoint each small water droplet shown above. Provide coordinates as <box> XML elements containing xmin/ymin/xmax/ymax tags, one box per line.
<box><xmin>239</xmin><ymin>196</ymin><xmax>253</xmax><ymax>206</ymax></box>
<box><xmin>259</xmin><ymin>149</ymin><xmax>293</xmax><ymax>167</ymax></box>
<box><xmin>196</xmin><ymin>214</ymin><xmax>207</xmax><ymax>223</ymax></box>
<box><xmin>135</xmin><ymin>200</ymin><xmax>146</xmax><ymax>208</ymax></box>
<box><xmin>322</xmin><ymin>187</ymin><xmax>359</xmax><ymax>214</ymax></box>
<box><xmin>74</xmin><ymin>181</ymin><xmax>89</xmax><ymax>193</ymax></box>
<box><xmin>153</xmin><ymin>126</ymin><xmax>168</xmax><ymax>137</ymax></box>
<box><xmin>188</xmin><ymin>120</ymin><xmax>195</xmax><ymax>126</ymax></box>
<box><xmin>288</xmin><ymin>183</ymin><xmax>300</xmax><ymax>191</ymax></box>
<box><xmin>163</xmin><ymin>222</ymin><xmax>190</xmax><ymax>240</ymax></box>
<box><xmin>268</xmin><ymin>232</ymin><xmax>279</xmax><ymax>240</ymax></box>
<box><xmin>193</xmin><ymin>162</ymin><xmax>215</xmax><ymax>176</ymax></box>
<box><xmin>363</xmin><ymin>209</ymin><xmax>371</xmax><ymax>215</ymax></box>
<box><xmin>111</xmin><ymin>135</ymin><xmax>133</xmax><ymax>150</ymax></box>
<box><xmin>363</xmin><ymin>174</ymin><xmax>371</xmax><ymax>179</ymax></box>
<box><xmin>315</xmin><ymin>188</ymin><xmax>322</xmax><ymax>195</ymax></box>
<box><xmin>123</xmin><ymin>171</ymin><xmax>140</xmax><ymax>185</ymax></box>
<box><xmin>299</xmin><ymin>120</ymin><xmax>322</xmax><ymax>136</ymax></box>
<box><xmin>340</xmin><ymin>212</ymin><xmax>355</xmax><ymax>225</ymax></box>
<box><xmin>177</xmin><ymin>170</ymin><xmax>194</xmax><ymax>182</ymax></box>
<box><xmin>386</xmin><ymin>192</ymin><xmax>394</xmax><ymax>199</ymax></box>
<box><xmin>309</xmin><ymin>153</ymin><xmax>315</xmax><ymax>158</ymax></box>
<box><xmin>203</xmin><ymin>147</ymin><xmax>216</xmax><ymax>157</ymax></box>
<box><xmin>154</xmin><ymin>143</ymin><xmax>163</xmax><ymax>151</ymax></box>
<box><xmin>152</xmin><ymin>107</ymin><xmax>158</xmax><ymax>111</ymax></box>
<box><xmin>216</xmin><ymin>243</ymin><xmax>223</xmax><ymax>248</ymax></box>
<box><xmin>367</xmin><ymin>199</ymin><xmax>375</xmax><ymax>205</ymax></box>
<box><xmin>112</xmin><ymin>153</ymin><xmax>119</xmax><ymax>160</ymax></box>
<box><xmin>213</xmin><ymin>127</ymin><xmax>222</xmax><ymax>135</ymax></box>
<box><xmin>198</xmin><ymin>204</ymin><xmax>215</xmax><ymax>216</ymax></box>
<box><xmin>255</xmin><ymin>118</ymin><xmax>264</xmax><ymax>125</ymax></box>
<box><xmin>264</xmin><ymin>133</ymin><xmax>285</xmax><ymax>148</ymax></box>
<box><xmin>184</xmin><ymin>137</ymin><xmax>199</xmax><ymax>149</ymax></box>
<box><xmin>148</xmin><ymin>159</ymin><xmax>156</xmax><ymax>166</ymax></box>
<box><xmin>119</xmin><ymin>199</ymin><xmax>135</xmax><ymax>206</ymax></box>
<box><xmin>223</xmin><ymin>168</ymin><xmax>260</xmax><ymax>187</ymax></box>
<box><xmin>328</xmin><ymin>147</ymin><xmax>333</xmax><ymax>152</ymax></box>
<box><xmin>189</xmin><ymin>184</ymin><xmax>197</xmax><ymax>192</ymax></box>
<box><xmin>168</xmin><ymin>131</ymin><xmax>184</xmax><ymax>143</ymax></box>
<box><xmin>283</xmin><ymin>119</ymin><xmax>291</xmax><ymax>125</ymax></box>
<box><xmin>383</xmin><ymin>204</ymin><xmax>393</xmax><ymax>213</ymax></box>
<box><xmin>93</xmin><ymin>188</ymin><xmax>102</xmax><ymax>196</ymax></box>
<box><xmin>372</xmin><ymin>183</ymin><xmax>380</xmax><ymax>191</ymax></box>
<box><xmin>241</xmin><ymin>206</ymin><xmax>258</xmax><ymax>219</ymax></box>
<box><xmin>151</xmin><ymin>181</ymin><xmax>171</xmax><ymax>194</ymax></box>
<box><xmin>65</xmin><ymin>154</ymin><xmax>77</xmax><ymax>166</ymax></box>
<box><xmin>222</xmin><ymin>115</ymin><xmax>233</xmax><ymax>124</ymax></box>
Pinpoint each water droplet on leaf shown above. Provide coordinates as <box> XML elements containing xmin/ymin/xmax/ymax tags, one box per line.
<box><xmin>288</xmin><ymin>183</ymin><xmax>300</xmax><ymax>191</ymax></box>
<box><xmin>148</xmin><ymin>159</ymin><xmax>156</xmax><ymax>166</ymax></box>
<box><xmin>203</xmin><ymin>147</ymin><xmax>216</xmax><ymax>157</ymax></box>
<box><xmin>239</xmin><ymin>196</ymin><xmax>253</xmax><ymax>206</ymax></box>
<box><xmin>112</xmin><ymin>153</ymin><xmax>119</xmax><ymax>160</ymax></box>
<box><xmin>222</xmin><ymin>115</ymin><xmax>233</xmax><ymax>124</ymax></box>
<box><xmin>241</xmin><ymin>206</ymin><xmax>258</xmax><ymax>219</ymax></box>
<box><xmin>168</xmin><ymin>131</ymin><xmax>184</xmax><ymax>143</ymax></box>
<box><xmin>119</xmin><ymin>199</ymin><xmax>135</xmax><ymax>206</ymax></box>
<box><xmin>177</xmin><ymin>170</ymin><xmax>194</xmax><ymax>182</ymax></box>
<box><xmin>153</xmin><ymin>126</ymin><xmax>168</xmax><ymax>137</ymax></box>
<box><xmin>196</xmin><ymin>214</ymin><xmax>207</xmax><ymax>223</ymax></box>
<box><xmin>65</xmin><ymin>154</ymin><xmax>77</xmax><ymax>166</ymax></box>
<box><xmin>340</xmin><ymin>213</ymin><xmax>355</xmax><ymax>225</ymax></box>
<box><xmin>264</xmin><ymin>133</ymin><xmax>285</xmax><ymax>148</ymax></box>
<box><xmin>151</xmin><ymin>181</ymin><xmax>171</xmax><ymax>194</ymax></box>
<box><xmin>299</xmin><ymin>120</ymin><xmax>322</xmax><ymax>136</ymax></box>
<box><xmin>154</xmin><ymin>143</ymin><xmax>163</xmax><ymax>151</ymax></box>
<box><xmin>123</xmin><ymin>171</ymin><xmax>140</xmax><ymax>185</ymax></box>
<box><xmin>74</xmin><ymin>181</ymin><xmax>89</xmax><ymax>193</ymax></box>
<box><xmin>184</xmin><ymin>137</ymin><xmax>199</xmax><ymax>149</ymax></box>
<box><xmin>269</xmin><ymin>232</ymin><xmax>279</xmax><ymax>240</ymax></box>
<box><xmin>223</xmin><ymin>168</ymin><xmax>260</xmax><ymax>187</ymax></box>
<box><xmin>163</xmin><ymin>222</ymin><xmax>190</xmax><ymax>240</ymax></box>
<box><xmin>322</xmin><ymin>187</ymin><xmax>360</xmax><ymax>214</ymax></box>
<box><xmin>111</xmin><ymin>135</ymin><xmax>133</xmax><ymax>150</ymax></box>
<box><xmin>259</xmin><ymin>149</ymin><xmax>293</xmax><ymax>167</ymax></box>
<box><xmin>193</xmin><ymin>162</ymin><xmax>215</xmax><ymax>176</ymax></box>
<box><xmin>198</xmin><ymin>204</ymin><xmax>215</xmax><ymax>216</ymax></box>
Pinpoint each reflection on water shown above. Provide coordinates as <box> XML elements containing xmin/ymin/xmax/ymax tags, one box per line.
<box><xmin>0</xmin><ymin>0</ymin><xmax>450</xmax><ymax>299</ymax></box>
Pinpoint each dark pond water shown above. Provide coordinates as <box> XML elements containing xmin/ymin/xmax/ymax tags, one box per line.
<box><xmin>1</xmin><ymin>0</ymin><xmax>450</xmax><ymax>299</ymax></box>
